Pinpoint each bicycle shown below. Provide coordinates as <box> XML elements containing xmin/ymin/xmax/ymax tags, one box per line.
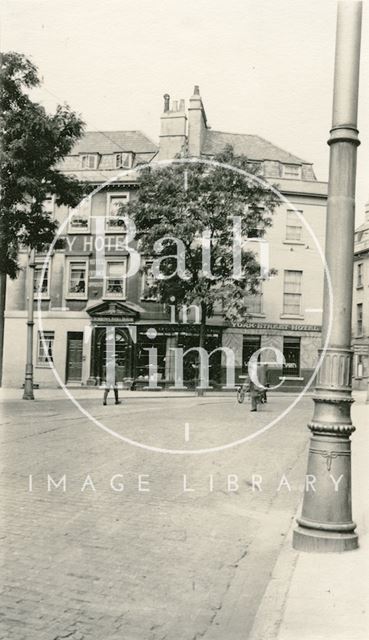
<box><xmin>237</xmin><ymin>376</ymin><xmax>268</xmax><ymax>406</ymax></box>
<box><xmin>237</xmin><ymin>376</ymin><xmax>250</xmax><ymax>404</ymax></box>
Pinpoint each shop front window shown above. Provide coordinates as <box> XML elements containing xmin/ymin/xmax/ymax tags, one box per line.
<box><xmin>176</xmin><ymin>329</ymin><xmax>222</xmax><ymax>387</ymax></box>
<box><xmin>136</xmin><ymin>328</ymin><xmax>167</xmax><ymax>383</ymax></box>
<box><xmin>134</xmin><ymin>327</ymin><xmax>223</xmax><ymax>387</ymax></box>
<box><xmin>242</xmin><ymin>336</ymin><xmax>261</xmax><ymax>372</ymax></box>
<box><xmin>283</xmin><ymin>337</ymin><xmax>301</xmax><ymax>377</ymax></box>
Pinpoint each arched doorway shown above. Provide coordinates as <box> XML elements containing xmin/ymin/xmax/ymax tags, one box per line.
<box><xmin>95</xmin><ymin>327</ymin><xmax>133</xmax><ymax>383</ymax></box>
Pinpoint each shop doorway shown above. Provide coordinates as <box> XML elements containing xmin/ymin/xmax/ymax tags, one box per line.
<box><xmin>95</xmin><ymin>328</ymin><xmax>133</xmax><ymax>384</ymax></box>
<box><xmin>66</xmin><ymin>332</ymin><xmax>83</xmax><ymax>383</ymax></box>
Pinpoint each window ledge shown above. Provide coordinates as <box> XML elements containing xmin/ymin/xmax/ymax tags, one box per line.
<box><xmin>33</xmin><ymin>296</ymin><xmax>50</xmax><ymax>300</ymax></box>
<box><xmin>102</xmin><ymin>296</ymin><xmax>127</xmax><ymax>301</ymax></box>
<box><xmin>65</xmin><ymin>295</ymin><xmax>88</xmax><ymax>300</ymax></box>
<box><xmin>248</xmin><ymin>313</ymin><xmax>266</xmax><ymax>318</ymax></box>
<box><xmin>283</xmin><ymin>240</ymin><xmax>304</xmax><ymax>246</ymax></box>
<box><xmin>279</xmin><ymin>376</ymin><xmax>304</xmax><ymax>381</ymax></box>
<box><xmin>280</xmin><ymin>314</ymin><xmax>305</xmax><ymax>320</ymax></box>
<box><xmin>356</xmin><ymin>285</ymin><xmax>364</xmax><ymax>290</ymax></box>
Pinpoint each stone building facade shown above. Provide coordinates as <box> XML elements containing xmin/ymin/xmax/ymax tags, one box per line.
<box><xmin>352</xmin><ymin>202</ymin><xmax>369</xmax><ymax>390</ymax></box>
<box><xmin>3</xmin><ymin>87</ymin><xmax>327</xmax><ymax>390</ymax></box>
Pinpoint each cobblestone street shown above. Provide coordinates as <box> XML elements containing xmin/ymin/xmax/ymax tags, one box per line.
<box><xmin>0</xmin><ymin>391</ymin><xmax>313</xmax><ymax>639</ymax></box>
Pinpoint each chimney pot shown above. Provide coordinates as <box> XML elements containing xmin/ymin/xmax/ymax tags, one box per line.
<box><xmin>179</xmin><ymin>99</ymin><xmax>185</xmax><ymax>111</ymax></box>
<box><xmin>172</xmin><ymin>100</ymin><xmax>178</xmax><ymax>111</ymax></box>
<box><xmin>194</xmin><ymin>85</ymin><xmax>200</xmax><ymax>95</ymax></box>
<box><xmin>163</xmin><ymin>94</ymin><xmax>170</xmax><ymax>112</ymax></box>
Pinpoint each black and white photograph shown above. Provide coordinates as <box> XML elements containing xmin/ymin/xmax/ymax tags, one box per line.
<box><xmin>0</xmin><ymin>1</ymin><xmax>368</xmax><ymax>638</ymax></box>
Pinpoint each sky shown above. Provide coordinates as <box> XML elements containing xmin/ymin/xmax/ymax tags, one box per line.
<box><xmin>1</xmin><ymin>0</ymin><xmax>368</xmax><ymax>223</ymax></box>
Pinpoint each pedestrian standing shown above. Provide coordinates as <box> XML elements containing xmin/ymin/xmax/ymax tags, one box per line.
<box><xmin>258</xmin><ymin>363</ymin><xmax>268</xmax><ymax>403</ymax></box>
<box><xmin>249</xmin><ymin>377</ymin><xmax>259</xmax><ymax>411</ymax></box>
<box><xmin>103</xmin><ymin>383</ymin><xmax>121</xmax><ymax>406</ymax></box>
<box><xmin>103</xmin><ymin>356</ymin><xmax>121</xmax><ymax>406</ymax></box>
<box><xmin>248</xmin><ymin>362</ymin><xmax>268</xmax><ymax>411</ymax></box>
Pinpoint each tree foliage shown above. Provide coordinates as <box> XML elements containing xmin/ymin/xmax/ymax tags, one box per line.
<box><xmin>129</xmin><ymin>146</ymin><xmax>279</xmax><ymax>326</ymax></box>
<box><xmin>0</xmin><ymin>51</ymin><xmax>85</xmax><ymax>276</ymax></box>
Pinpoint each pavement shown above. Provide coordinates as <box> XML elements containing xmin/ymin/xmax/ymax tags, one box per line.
<box><xmin>0</xmin><ymin>387</ymin><xmax>312</xmax><ymax>400</ymax></box>
<box><xmin>249</xmin><ymin>393</ymin><xmax>369</xmax><ymax>640</ymax></box>
<box><xmin>0</xmin><ymin>388</ymin><xmax>367</xmax><ymax>639</ymax></box>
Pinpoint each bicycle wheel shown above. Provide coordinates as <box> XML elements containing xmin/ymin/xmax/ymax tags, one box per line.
<box><xmin>237</xmin><ymin>387</ymin><xmax>246</xmax><ymax>404</ymax></box>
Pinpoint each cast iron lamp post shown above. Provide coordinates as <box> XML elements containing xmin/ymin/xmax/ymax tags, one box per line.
<box><xmin>293</xmin><ymin>1</ymin><xmax>362</xmax><ymax>552</ymax></box>
<box><xmin>23</xmin><ymin>248</ymin><xmax>35</xmax><ymax>400</ymax></box>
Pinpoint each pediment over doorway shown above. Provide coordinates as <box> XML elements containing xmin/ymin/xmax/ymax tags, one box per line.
<box><xmin>86</xmin><ymin>300</ymin><xmax>141</xmax><ymax>322</ymax></box>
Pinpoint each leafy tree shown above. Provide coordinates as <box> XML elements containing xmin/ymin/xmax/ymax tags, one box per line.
<box><xmin>0</xmin><ymin>51</ymin><xmax>85</xmax><ymax>383</ymax></box>
<box><xmin>129</xmin><ymin>146</ymin><xmax>279</xmax><ymax>390</ymax></box>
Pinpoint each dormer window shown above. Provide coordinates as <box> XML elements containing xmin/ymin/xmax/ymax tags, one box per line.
<box><xmin>81</xmin><ymin>154</ymin><xmax>99</xmax><ymax>169</ymax></box>
<box><xmin>247</xmin><ymin>161</ymin><xmax>264</xmax><ymax>176</ymax></box>
<box><xmin>115</xmin><ymin>152</ymin><xmax>134</xmax><ymax>169</ymax></box>
<box><xmin>282</xmin><ymin>164</ymin><xmax>301</xmax><ymax>179</ymax></box>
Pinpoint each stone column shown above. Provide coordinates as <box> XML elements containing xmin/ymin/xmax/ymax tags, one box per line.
<box><xmin>165</xmin><ymin>334</ymin><xmax>178</xmax><ymax>384</ymax></box>
<box><xmin>82</xmin><ymin>324</ymin><xmax>92</xmax><ymax>385</ymax></box>
<box><xmin>87</xmin><ymin>325</ymin><xmax>98</xmax><ymax>386</ymax></box>
<box><xmin>293</xmin><ymin>1</ymin><xmax>362</xmax><ymax>552</ymax></box>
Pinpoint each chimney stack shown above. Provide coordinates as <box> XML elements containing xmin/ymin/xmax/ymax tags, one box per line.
<box><xmin>187</xmin><ymin>85</ymin><xmax>208</xmax><ymax>157</ymax></box>
<box><xmin>158</xmin><ymin>93</ymin><xmax>187</xmax><ymax>160</ymax></box>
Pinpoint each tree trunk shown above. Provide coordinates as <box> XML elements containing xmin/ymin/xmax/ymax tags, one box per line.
<box><xmin>197</xmin><ymin>302</ymin><xmax>207</xmax><ymax>397</ymax></box>
<box><xmin>0</xmin><ymin>271</ymin><xmax>6</xmax><ymax>387</ymax></box>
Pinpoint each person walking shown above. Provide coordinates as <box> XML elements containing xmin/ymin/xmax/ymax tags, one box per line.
<box><xmin>248</xmin><ymin>362</ymin><xmax>268</xmax><ymax>411</ymax></box>
<box><xmin>103</xmin><ymin>383</ymin><xmax>121</xmax><ymax>406</ymax></box>
<box><xmin>249</xmin><ymin>377</ymin><xmax>259</xmax><ymax>412</ymax></box>
<box><xmin>103</xmin><ymin>355</ymin><xmax>122</xmax><ymax>406</ymax></box>
<box><xmin>258</xmin><ymin>363</ymin><xmax>268</xmax><ymax>404</ymax></box>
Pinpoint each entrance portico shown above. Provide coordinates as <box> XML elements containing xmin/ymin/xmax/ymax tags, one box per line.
<box><xmin>86</xmin><ymin>300</ymin><xmax>139</xmax><ymax>386</ymax></box>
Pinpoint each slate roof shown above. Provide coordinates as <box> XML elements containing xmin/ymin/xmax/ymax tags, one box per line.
<box><xmin>201</xmin><ymin>130</ymin><xmax>308</xmax><ymax>164</ymax></box>
<box><xmin>61</xmin><ymin>170</ymin><xmax>140</xmax><ymax>183</ymax></box>
<box><xmin>70</xmin><ymin>130</ymin><xmax>158</xmax><ymax>155</ymax></box>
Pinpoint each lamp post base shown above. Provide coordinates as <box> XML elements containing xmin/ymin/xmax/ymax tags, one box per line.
<box><xmin>23</xmin><ymin>363</ymin><xmax>34</xmax><ymax>400</ymax></box>
<box><xmin>293</xmin><ymin>526</ymin><xmax>358</xmax><ymax>553</ymax></box>
<box><xmin>22</xmin><ymin>383</ymin><xmax>34</xmax><ymax>400</ymax></box>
